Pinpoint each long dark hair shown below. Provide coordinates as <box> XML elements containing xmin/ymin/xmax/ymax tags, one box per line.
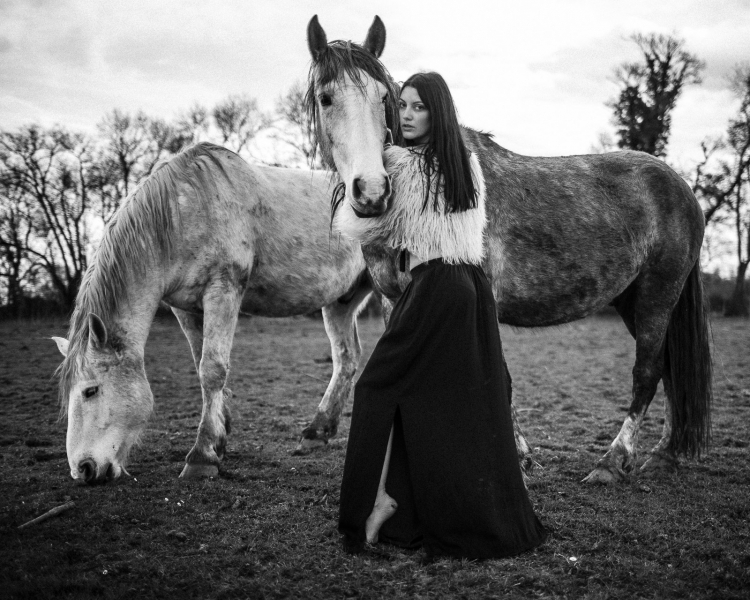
<box><xmin>401</xmin><ymin>72</ymin><xmax>477</xmax><ymax>213</ymax></box>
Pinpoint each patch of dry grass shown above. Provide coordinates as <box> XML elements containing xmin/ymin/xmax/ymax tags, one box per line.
<box><xmin>0</xmin><ymin>315</ymin><xmax>749</xmax><ymax>599</ymax></box>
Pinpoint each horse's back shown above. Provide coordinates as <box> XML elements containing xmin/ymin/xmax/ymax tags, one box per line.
<box><xmin>164</xmin><ymin>144</ymin><xmax>365</xmax><ymax>316</ymax></box>
<box><xmin>239</xmin><ymin>164</ymin><xmax>367</xmax><ymax>315</ymax></box>
<box><xmin>466</xmin><ymin>132</ymin><xmax>704</xmax><ymax>326</ymax></box>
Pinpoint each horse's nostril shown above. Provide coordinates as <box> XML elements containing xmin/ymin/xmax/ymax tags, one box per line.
<box><xmin>78</xmin><ymin>458</ymin><xmax>97</xmax><ymax>483</ymax></box>
<box><xmin>105</xmin><ymin>463</ymin><xmax>115</xmax><ymax>481</ymax></box>
<box><xmin>352</xmin><ymin>177</ymin><xmax>364</xmax><ymax>200</ymax></box>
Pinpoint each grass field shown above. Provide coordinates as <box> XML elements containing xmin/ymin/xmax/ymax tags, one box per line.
<box><xmin>0</xmin><ymin>314</ymin><xmax>748</xmax><ymax>599</ymax></box>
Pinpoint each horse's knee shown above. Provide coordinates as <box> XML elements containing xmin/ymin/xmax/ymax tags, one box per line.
<box><xmin>200</xmin><ymin>359</ymin><xmax>228</xmax><ymax>391</ymax></box>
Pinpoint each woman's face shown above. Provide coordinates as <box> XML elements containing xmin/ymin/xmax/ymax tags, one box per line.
<box><xmin>399</xmin><ymin>86</ymin><xmax>430</xmax><ymax>145</ymax></box>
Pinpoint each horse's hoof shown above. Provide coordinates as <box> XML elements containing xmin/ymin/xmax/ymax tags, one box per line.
<box><xmin>292</xmin><ymin>437</ymin><xmax>327</xmax><ymax>456</ymax></box>
<box><xmin>521</xmin><ymin>456</ymin><xmax>541</xmax><ymax>476</ymax></box>
<box><xmin>640</xmin><ymin>453</ymin><xmax>678</xmax><ymax>475</ymax></box>
<box><xmin>179</xmin><ymin>463</ymin><xmax>219</xmax><ymax>479</ymax></box>
<box><xmin>215</xmin><ymin>436</ymin><xmax>227</xmax><ymax>460</ymax></box>
<box><xmin>519</xmin><ymin>456</ymin><xmax>537</xmax><ymax>489</ymax></box>
<box><xmin>581</xmin><ymin>467</ymin><xmax>622</xmax><ymax>484</ymax></box>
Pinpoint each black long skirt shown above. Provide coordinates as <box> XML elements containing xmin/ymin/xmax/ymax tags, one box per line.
<box><xmin>338</xmin><ymin>258</ymin><xmax>546</xmax><ymax>559</ymax></box>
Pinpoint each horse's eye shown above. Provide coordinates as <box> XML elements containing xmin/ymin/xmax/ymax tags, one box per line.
<box><xmin>381</xmin><ymin>94</ymin><xmax>388</xmax><ymax>104</ymax></box>
<box><xmin>319</xmin><ymin>93</ymin><xmax>332</xmax><ymax>107</ymax></box>
<box><xmin>84</xmin><ymin>386</ymin><xmax>99</xmax><ymax>399</ymax></box>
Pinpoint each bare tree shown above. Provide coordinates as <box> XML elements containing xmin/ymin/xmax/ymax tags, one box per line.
<box><xmin>689</xmin><ymin>139</ymin><xmax>741</xmax><ymax>224</ymax></box>
<box><xmin>96</xmin><ymin>109</ymin><xmax>188</xmax><ymax>221</ymax></box>
<box><xmin>609</xmin><ymin>33</ymin><xmax>704</xmax><ymax>157</ymax></box>
<box><xmin>212</xmin><ymin>94</ymin><xmax>270</xmax><ymax>155</ymax></box>
<box><xmin>98</xmin><ymin>110</ymin><xmax>151</xmax><ymax>200</ymax></box>
<box><xmin>176</xmin><ymin>103</ymin><xmax>211</xmax><ymax>145</ymax></box>
<box><xmin>0</xmin><ymin>179</ymin><xmax>37</xmax><ymax>314</ymax></box>
<box><xmin>723</xmin><ymin>65</ymin><xmax>750</xmax><ymax>316</ymax></box>
<box><xmin>271</xmin><ymin>81</ymin><xmax>319</xmax><ymax>168</ymax></box>
<box><xmin>0</xmin><ymin>126</ymin><xmax>94</xmax><ymax>310</ymax></box>
<box><xmin>148</xmin><ymin>116</ymin><xmax>193</xmax><ymax>157</ymax></box>
<box><xmin>689</xmin><ymin>65</ymin><xmax>750</xmax><ymax>316</ymax></box>
<box><xmin>590</xmin><ymin>132</ymin><xmax>616</xmax><ymax>155</ymax></box>
<box><xmin>725</xmin><ymin>178</ymin><xmax>749</xmax><ymax>317</ymax></box>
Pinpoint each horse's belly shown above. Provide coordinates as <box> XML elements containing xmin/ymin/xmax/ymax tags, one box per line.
<box><xmin>240</xmin><ymin>261</ymin><xmax>364</xmax><ymax>317</ymax></box>
<box><xmin>239</xmin><ymin>289</ymin><xmax>331</xmax><ymax>317</ymax></box>
<box><xmin>495</xmin><ymin>296</ymin><xmax>604</xmax><ymax>327</ymax></box>
<box><xmin>494</xmin><ymin>268</ymin><xmax>638</xmax><ymax>327</ymax></box>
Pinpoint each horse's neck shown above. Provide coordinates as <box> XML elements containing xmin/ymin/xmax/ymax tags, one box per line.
<box><xmin>87</xmin><ymin>265</ymin><xmax>165</xmax><ymax>353</ymax></box>
<box><xmin>117</xmin><ymin>285</ymin><xmax>163</xmax><ymax>351</ymax></box>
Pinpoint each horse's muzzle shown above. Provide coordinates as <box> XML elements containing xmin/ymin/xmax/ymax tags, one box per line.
<box><xmin>78</xmin><ymin>458</ymin><xmax>117</xmax><ymax>485</ymax></box>
<box><xmin>350</xmin><ymin>174</ymin><xmax>391</xmax><ymax>217</ymax></box>
<box><xmin>352</xmin><ymin>205</ymin><xmax>382</xmax><ymax>219</ymax></box>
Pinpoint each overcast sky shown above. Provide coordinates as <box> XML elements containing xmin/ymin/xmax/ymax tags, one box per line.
<box><xmin>1</xmin><ymin>0</ymin><xmax>749</xmax><ymax>168</ymax></box>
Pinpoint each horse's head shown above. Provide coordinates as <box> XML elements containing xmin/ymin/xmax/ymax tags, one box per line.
<box><xmin>306</xmin><ymin>15</ymin><xmax>399</xmax><ymax>217</ymax></box>
<box><xmin>54</xmin><ymin>313</ymin><xmax>153</xmax><ymax>484</ymax></box>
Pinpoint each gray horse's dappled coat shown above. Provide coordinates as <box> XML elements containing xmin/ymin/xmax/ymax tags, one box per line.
<box><xmin>334</xmin><ymin>147</ymin><xmax>486</xmax><ymax>265</ymax></box>
<box><xmin>308</xmin><ymin>15</ymin><xmax>712</xmax><ymax>487</ymax></box>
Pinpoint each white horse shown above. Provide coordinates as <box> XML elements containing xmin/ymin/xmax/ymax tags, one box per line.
<box><xmin>54</xmin><ymin>143</ymin><xmax>370</xmax><ymax>483</ymax></box>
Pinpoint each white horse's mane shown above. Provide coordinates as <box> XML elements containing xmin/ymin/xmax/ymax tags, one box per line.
<box><xmin>57</xmin><ymin>143</ymin><xmax>233</xmax><ymax>411</ymax></box>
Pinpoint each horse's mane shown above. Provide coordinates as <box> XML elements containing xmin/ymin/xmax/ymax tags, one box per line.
<box><xmin>305</xmin><ymin>39</ymin><xmax>401</xmax><ymax>172</ymax></box>
<box><xmin>56</xmin><ymin>142</ymin><xmax>234</xmax><ymax>414</ymax></box>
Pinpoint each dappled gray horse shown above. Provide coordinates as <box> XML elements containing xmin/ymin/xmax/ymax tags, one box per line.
<box><xmin>303</xmin><ymin>15</ymin><xmax>712</xmax><ymax>484</ymax></box>
<box><xmin>54</xmin><ymin>143</ymin><xmax>370</xmax><ymax>483</ymax></box>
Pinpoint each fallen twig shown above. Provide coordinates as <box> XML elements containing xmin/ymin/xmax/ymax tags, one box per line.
<box><xmin>18</xmin><ymin>501</ymin><xmax>75</xmax><ymax>530</ymax></box>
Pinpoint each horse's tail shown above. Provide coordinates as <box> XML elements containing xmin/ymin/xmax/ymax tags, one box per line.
<box><xmin>665</xmin><ymin>261</ymin><xmax>713</xmax><ymax>457</ymax></box>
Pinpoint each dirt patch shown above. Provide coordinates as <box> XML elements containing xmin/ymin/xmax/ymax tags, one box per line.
<box><xmin>1</xmin><ymin>314</ymin><xmax>749</xmax><ymax>599</ymax></box>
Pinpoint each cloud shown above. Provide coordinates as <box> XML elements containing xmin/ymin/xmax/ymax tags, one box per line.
<box><xmin>1</xmin><ymin>0</ymin><xmax>748</xmax><ymax>163</ymax></box>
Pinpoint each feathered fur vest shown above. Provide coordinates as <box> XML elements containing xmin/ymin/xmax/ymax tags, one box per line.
<box><xmin>333</xmin><ymin>146</ymin><xmax>487</xmax><ymax>265</ymax></box>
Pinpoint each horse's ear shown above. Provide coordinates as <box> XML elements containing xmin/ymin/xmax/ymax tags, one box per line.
<box><xmin>307</xmin><ymin>14</ymin><xmax>328</xmax><ymax>62</ymax></box>
<box><xmin>88</xmin><ymin>314</ymin><xmax>108</xmax><ymax>350</ymax></box>
<box><xmin>51</xmin><ymin>336</ymin><xmax>69</xmax><ymax>357</ymax></box>
<box><xmin>363</xmin><ymin>15</ymin><xmax>386</xmax><ymax>58</ymax></box>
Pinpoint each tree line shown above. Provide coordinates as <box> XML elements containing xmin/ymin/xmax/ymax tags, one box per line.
<box><xmin>603</xmin><ymin>34</ymin><xmax>749</xmax><ymax>316</ymax></box>
<box><xmin>1</xmin><ymin>35</ymin><xmax>749</xmax><ymax>317</ymax></box>
<box><xmin>0</xmin><ymin>85</ymin><xmax>313</xmax><ymax>317</ymax></box>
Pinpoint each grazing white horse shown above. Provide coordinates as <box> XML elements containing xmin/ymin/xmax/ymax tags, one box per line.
<box><xmin>54</xmin><ymin>143</ymin><xmax>370</xmax><ymax>483</ymax></box>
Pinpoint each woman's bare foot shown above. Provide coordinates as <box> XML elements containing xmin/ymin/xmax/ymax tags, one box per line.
<box><xmin>365</xmin><ymin>493</ymin><xmax>398</xmax><ymax>544</ymax></box>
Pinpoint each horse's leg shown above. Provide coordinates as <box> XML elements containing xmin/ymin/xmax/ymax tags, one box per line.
<box><xmin>583</xmin><ymin>277</ymin><xmax>677</xmax><ymax>483</ymax></box>
<box><xmin>180</xmin><ymin>285</ymin><xmax>242</xmax><ymax>479</ymax></box>
<box><xmin>172</xmin><ymin>308</ymin><xmax>204</xmax><ymax>372</ymax></box>
<box><xmin>379</xmin><ymin>294</ymin><xmax>395</xmax><ymax>324</ymax></box>
<box><xmin>639</xmin><ymin>374</ymin><xmax>678</xmax><ymax>473</ymax></box>
<box><xmin>295</xmin><ymin>286</ymin><xmax>372</xmax><ymax>454</ymax></box>
<box><xmin>512</xmin><ymin>404</ymin><xmax>536</xmax><ymax>484</ymax></box>
<box><xmin>172</xmin><ymin>308</ymin><xmax>233</xmax><ymax>476</ymax></box>
<box><xmin>499</xmin><ymin>322</ymin><xmax>536</xmax><ymax>482</ymax></box>
<box><xmin>615</xmin><ymin>289</ymin><xmax>678</xmax><ymax>474</ymax></box>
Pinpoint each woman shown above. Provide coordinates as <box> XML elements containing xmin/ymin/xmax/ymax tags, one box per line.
<box><xmin>335</xmin><ymin>72</ymin><xmax>546</xmax><ymax>559</ymax></box>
